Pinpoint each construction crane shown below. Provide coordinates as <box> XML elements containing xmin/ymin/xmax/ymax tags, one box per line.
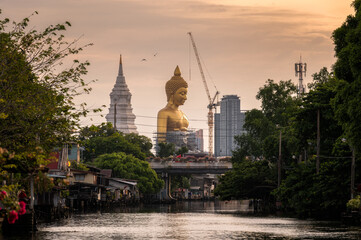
<box><xmin>188</xmin><ymin>32</ymin><xmax>219</xmax><ymax>156</ymax></box>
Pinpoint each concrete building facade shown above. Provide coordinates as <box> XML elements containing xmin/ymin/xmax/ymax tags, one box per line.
<box><xmin>195</xmin><ymin>129</ymin><xmax>204</xmax><ymax>152</ymax></box>
<box><xmin>105</xmin><ymin>55</ymin><xmax>137</xmax><ymax>134</ymax></box>
<box><xmin>214</xmin><ymin>95</ymin><xmax>246</xmax><ymax>157</ymax></box>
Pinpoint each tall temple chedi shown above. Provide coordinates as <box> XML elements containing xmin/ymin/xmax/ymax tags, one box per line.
<box><xmin>105</xmin><ymin>55</ymin><xmax>138</xmax><ymax>134</ymax></box>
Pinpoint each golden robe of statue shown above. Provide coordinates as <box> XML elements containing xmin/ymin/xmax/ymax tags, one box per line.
<box><xmin>157</xmin><ymin>66</ymin><xmax>189</xmax><ymax>142</ymax></box>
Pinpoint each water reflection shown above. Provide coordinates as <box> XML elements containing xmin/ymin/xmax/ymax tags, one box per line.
<box><xmin>4</xmin><ymin>201</ymin><xmax>361</xmax><ymax>240</ymax></box>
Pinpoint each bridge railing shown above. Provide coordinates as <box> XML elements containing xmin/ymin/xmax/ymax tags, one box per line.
<box><xmin>148</xmin><ymin>159</ymin><xmax>233</xmax><ymax>169</ymax></box>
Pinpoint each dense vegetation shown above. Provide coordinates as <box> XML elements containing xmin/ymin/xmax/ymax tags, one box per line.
<box><xmin>2</xmin><ymin>0</ymin><xmax>361</xmax><ymax>222</ymax></box>
<box><xmin>79</xmin><ymin>123</ymin><xmax>163</xmax><ymax>194</ymax></box>
<box><xmin>79</xmin><ymin>122</ymin><xmax>153</xmax><ymax>161</ymax></box>
<box><xmin>215</xmin><ymin>1</ymin><xmax>361</xmax><ymax>219</ymax></box>
<box><xmin>0</xmin><ymin>10</ymin><xmax>97</xmax><ymax>221</ymax></box>
<box><xmin>93</xmin><ymin>152</ymin><xmax>163</xmax><ymax>194</ymax></box>
<box><xmin>0</xmin><ymin>10</ymin><xmax>161</xmax><ymax>221</ymax></box>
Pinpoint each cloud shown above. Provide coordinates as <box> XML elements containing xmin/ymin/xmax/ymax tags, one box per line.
<box><xmin>0</xmin><ymin>0</ymin><xmax>351</xmax><ymax>145</ymax></box>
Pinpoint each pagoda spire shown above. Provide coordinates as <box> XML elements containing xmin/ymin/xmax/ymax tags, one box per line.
<box><xmin>118</xmin><ymin>54</ymin><xmax>124</xmax><ymax>76</ymax></box>
<box><xmin>105</xmin><ymin>55</ymin><xmax>137</xmax><ymax>134</ymax></box>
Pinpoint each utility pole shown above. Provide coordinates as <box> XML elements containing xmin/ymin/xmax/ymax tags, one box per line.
<box><xmin>295</xmin><ymin>56</ymin><xmax>307</xmax><ymax>98</ymax></box>
<box><xmin>278</xmin><ymin>130</ymin><xmax>282</xmax><ymax>188</ymax></box>
<box><xmin>316</xmin><ymin>109</ymin><xmax>320</xmax><ymax>174</ymax></box>
<box><xmin>114</xmin><ymin>102</ymin><xmax>117</xmax><ymax>130</ymax></box>
<box><xmin>351</xmin><ymin>147</ymin><xmax>355</xmax><ymax>199</ymax></box>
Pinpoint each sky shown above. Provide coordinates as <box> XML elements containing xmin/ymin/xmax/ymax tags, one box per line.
<box><xmin>1</xmin><ymin>0</ymin><xmax>355</xmax><ymax>151</ymax></box>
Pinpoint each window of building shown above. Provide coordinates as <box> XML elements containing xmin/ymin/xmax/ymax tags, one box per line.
<box><xmin>74</xmin><ymin>174</ymin><xmax>85</xmax><ymax>181</ymax></box>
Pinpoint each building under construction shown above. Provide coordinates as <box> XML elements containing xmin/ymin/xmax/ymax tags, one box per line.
<box><xmin>154</xmin><ymin>129</ymin><xmax>203</xmax><ymax>154</ymax></box>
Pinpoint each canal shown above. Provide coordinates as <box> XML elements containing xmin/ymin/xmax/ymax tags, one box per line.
<box><xmin>4</xmin><ymin>201</ymin><xmax>361</xmax><ymax>239</ymax></box>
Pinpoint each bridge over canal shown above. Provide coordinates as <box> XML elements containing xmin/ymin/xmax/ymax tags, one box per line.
<box><xmin>149</xmin><ymin>159</ymin><xmax>232</xmax><ymax>174</ymax></box>
<box><xmin>147</xmin><ymin>159</ymin><xmax>233</xmax><ymax>200</ymax></box>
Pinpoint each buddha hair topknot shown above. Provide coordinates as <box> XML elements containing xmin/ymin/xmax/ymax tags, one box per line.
<box><xmin>165</xmin><ymin>66</ymin><xmax>188</xmax><ymax>101</ymax></box>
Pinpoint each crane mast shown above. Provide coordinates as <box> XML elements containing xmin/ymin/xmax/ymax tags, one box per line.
<box><xmin>188</xmin><ymin>32</ymin><xmax>218</xmax><ymax>156</ymax></box>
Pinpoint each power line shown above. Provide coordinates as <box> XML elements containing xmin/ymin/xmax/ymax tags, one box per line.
<box><xmin>81</xmin><ymin>113</ymin><xmax>209</xmax><ymax>122</ymax></box>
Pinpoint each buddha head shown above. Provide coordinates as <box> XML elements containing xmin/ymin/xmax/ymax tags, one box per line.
<box><xmin>165</xmin><ymin>66</ymin><xmax>188</xmax><ymax>102</ymax></box>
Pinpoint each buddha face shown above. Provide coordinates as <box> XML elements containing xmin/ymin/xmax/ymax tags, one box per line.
<box><xmin>172</xmin><ymin>87</ymin><xmax>187</xmax><ymax>106</ymax></box>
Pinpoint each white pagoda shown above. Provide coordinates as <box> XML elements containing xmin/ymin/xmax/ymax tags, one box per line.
<box><xmin>105</xmin><ymin>55</ymin><xmax>138</xmax><ymax>134</ymax></box>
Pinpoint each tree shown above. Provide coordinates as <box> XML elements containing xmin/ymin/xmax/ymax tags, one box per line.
<box><xmin>232</xmin><ymin>109</ymin><xmax>274</xmax><ymax>163</ymax></box>
<box><xmin>295</xmin><ymin>68</ymin><xmax>342</xmax><ymax>159</ymax></box>
<box><xmin>93</xmin><ymin>152</ymin><xmax>163</xmax><ymax>194</ymax></box>
<box><xmin>273</xmin><ymin>67</ymin><xmax>357</xmax><ymax>219</ymax></box>
<box><xmin>256</xmin><ymin>79</ymin><xmax>298</xmax><ymax>127</ymax></box>
<box><xmin>0</xmin><ymin>10</ymin><xmax>96</xmax><ymax>224</ymax></box>
<box><xmin>82</xmin><ymin>132</ymin><xmax>146</xmax><ymax>161</ymax></box>
<box><xmin>217</xmin><ymin>79</ymin><xmax>299</xmax><ymax>201</ymax></box>
<box><xmin>157</xmin><ymin>142</ymin><xmax>175</xmax><ymax>158</ymax></box>
<box><xmin>79</xmin><ymin>123</ymin><xmax>150</xmax><ymax>161</ymax></box>
<box><xmin>78</xmin><ymin>122</ymin><xmax>117</xmax><ymax>141</ymax></box>
<box><xmin>175</xmin><ymin>146</ymin><xmax>188</xmax><ymax>156</ymax></box>
<box><xmin>0</xmin><ymin>11</ymin><xmax>96</xmax><ymax>154</ymax></box>
<box><xmin>171</xmin><ymin>175</ymin><xmax>190</xmax><ymax>192</ymax></box>
<box><xmin>232</xmin><ymin>80</ymin><xmax>299</xmax><ymax>164</ymax></box>
<box><xmin>274</xmin><ymin>156</ymin><xmax>350</xmax><ymax>219</ymax></box>
<box><xmin>124</xmin><ymin>133</ymin><xmax>153</xmax><ymax>157</ymax></box>
<box><xmin>214</xmin><ymin>159</ymin><xmax>276</xmax><ymax>201</ymax></box>
<box><xmin>332</xmin><ymin>0</ymin><xmax>361</xmax><ymax>153</ymax></box>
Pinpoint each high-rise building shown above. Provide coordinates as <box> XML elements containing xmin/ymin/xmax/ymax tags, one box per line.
<box><xmin>214</xmin><ymin>95</ymin><xmax>246</xmax><ymax>157</ymax></box>
<box><xmin>105</xmin><ymin>55</ymin><xmax>137</xmax><ymax>134</ymax></box>
<box><xmin>195</xmin><ymin>129</ymin><xmax>204</xmax><ymax>152</ymax></box>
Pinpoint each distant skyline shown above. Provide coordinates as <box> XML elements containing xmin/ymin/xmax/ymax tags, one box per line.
<box><xmin>1</xmin><ymin>0</ymin><xmax>354</xmax><ymax>149</ymax></box>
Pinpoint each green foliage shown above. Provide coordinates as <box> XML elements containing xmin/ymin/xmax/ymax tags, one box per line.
<box><xmin>171</xmin><ymin>175</ymin><xmax>190</xmax><ymax>191</ymax></box>
<box><xmin>256</xmin><ymin>79</ymin><xmax>298</xmax><ymax>126</ymax></box>
<box><xmin>70</xmin><ymin>161</ymin><xmax>89</xmax><ymax>171</ymax></box>
<box><xmin>214</xmin><ymin>159</ymin><xmax>276</xmax><ymax>200</ymax></box>
<box><xmin>78</xmin><ymin>122</ymin><xmax>117</xmax><ymax>141</ymax></box>
<box><xmin>93</xmin><ymin>152</ymin><xmax>163</xmax><ymax>194</ymax></box>
<box><xmin>0</xmin><ymin>11</ymin><xmax>96</xmax><ymax>155</ymax></box>
<box><xmin>308</xmin><ymin>67</ymin><xmax>333</xmax><ymax>90</ymax></box>
<box><xmin>295</xmin><ymin>68</ymin><xmax>342</xmax><ymax>157</ymax></box>
<box><xmin>232</xmin><ymin>80</ymin><xmax>299</xmax><ymax>164</ymax></box>
<box><xmin>0</xmin><ymin>184</ymin><xmax>23</xmax><ymax>214</ymax></box>
<box><xmin>0</xmin><ymin>147</ymin><xmax>48</xmax><ymax>176</ymax></box>
<box><xmin>124</xmin><ymin>133</ymin><xmax>153</xmax><ymax>157</ymax></box>
<box><xmin>157</xmin><ymin>142</ymin><xmax>175</xmax><ymax>158</ymax></box>
<box><xmin>175</xmin><ymin>146</ymin><xmax>188</xmax><ymax>156</ymax></box>
<box><xmin>332</xmin><ymin>0</ymin><xmax>361</xmax><ymax>152</ymax></box>
<box><xmin>232</xmin><ymin>134</ymin><xmax>261</xmax><ymax>162</ymax></box>
<box><xmin>243</xmin><ymin>109</ymin><xmax>275</xmax><ymax>140</ymax></box>
<box><xmin>274</xmin><ymin>157</ymin><xmax>351</xmax><ymax>219</ymax></box>
<box><xmin>0</xmin><ymin>11</ymin><xmax>97</xmax><ymax>223</ymax></box>
<box><xmin>213</xmin><ymin>4</ymin><xmax>361</xmax><ymax>220</ymax></box>
<box><xmin>80</xmin><ymin>123</ymin><xmax>150</xmax><ymax>161</ymax></box>
<box><xmin>35</xmin><ymin>171</ymin><xmax>54</xmax><ymax>194</ymax></box>
<box><xmin>347</xmin><ymin>195</ymin><xmax>361</xmax><ymax>210</ymax></box>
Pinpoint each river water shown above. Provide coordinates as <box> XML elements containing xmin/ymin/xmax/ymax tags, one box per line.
<box><xmin>6</xmin><ymin>201</ymin><xmax>361</xmax><ymax>239</ymax></box>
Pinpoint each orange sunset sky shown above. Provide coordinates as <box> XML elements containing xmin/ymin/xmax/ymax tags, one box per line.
<box><xmin>1</xmin><ymin>0</ymin><xmax>355</xmax><ymax>149</ymax></box>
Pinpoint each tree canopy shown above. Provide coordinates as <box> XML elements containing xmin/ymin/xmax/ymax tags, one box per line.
<box><xmin>0</xmin><ymin>10</ymin><xmax>96</xmax><ymax>155</ymax></box>
<box><xmin>93</xmin><ymin>152</ymin><xmax>163</xmax><ymax>194</ymax></box>
<box><xmin>332</xmin><ymin>0</ymin><xmax>361</xmax><ymax>153</ymax></box>
<box><xmin>0</xmin><ymin>10</ymin><xmax>96</xmax><ymax>223</ymax></box>
<box><xmin>79</xmin><ymin>123</ymin><xmax>153</xmax><ymax>162</ymax></box>
<box><xmin>216</xmin><ymin>61</ymin><xmax>360</xmax><ymax>218</ymax></box>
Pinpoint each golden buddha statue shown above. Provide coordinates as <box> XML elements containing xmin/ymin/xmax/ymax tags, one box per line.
<box><xmin>157</xmin><ymin>66</ymin><xmax>189</xmax><ymax>143</ymax></box>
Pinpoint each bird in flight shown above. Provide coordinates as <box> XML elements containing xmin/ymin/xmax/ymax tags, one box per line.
<box><xmin>141</xmin><ymin>52</ymin><xmax>158</xmax><ymax>62</ymax></box>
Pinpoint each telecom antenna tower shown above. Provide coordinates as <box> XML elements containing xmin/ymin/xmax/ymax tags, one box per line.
<box><xmin>295</xmin><ymin>56</ymin><xmax>307</xmax><ymax>97</ymax></box>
